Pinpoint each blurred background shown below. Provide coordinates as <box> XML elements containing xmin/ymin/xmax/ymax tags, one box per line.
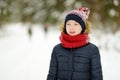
<box><xmin>0</xmin><ymin>0</ymin><xmax>120</xmax><ymax>80</ymax></box>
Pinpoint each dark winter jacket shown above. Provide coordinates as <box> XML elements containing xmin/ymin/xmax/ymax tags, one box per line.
<box><xmin>47</xmin><ymin>43</ymin><xmax>103</xmax><ymax>80</ymax></box>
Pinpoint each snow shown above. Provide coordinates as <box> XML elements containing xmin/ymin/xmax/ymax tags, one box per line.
<box><xmin>0</xmin><ymin>23</ymin><xmax>120</xmax><ymax>80</ymax></box>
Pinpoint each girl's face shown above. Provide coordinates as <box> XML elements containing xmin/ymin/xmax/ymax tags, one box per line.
<box><xmin>66</xmin><ymin>20</ymin><xmax>82</xmax><ymax>36</ymax></box>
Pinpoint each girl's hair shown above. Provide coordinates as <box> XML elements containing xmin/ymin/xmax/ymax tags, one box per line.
<box><xmin>59</xmin><ymin>20</ymin><xmax>91</xmax><ymax>34</ymax></box>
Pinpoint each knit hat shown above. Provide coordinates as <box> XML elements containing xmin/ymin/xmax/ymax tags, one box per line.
<box><xmin>64</xmin><ymin>7</ymin><xmax>90</xmax><ymax>34</ymax></box>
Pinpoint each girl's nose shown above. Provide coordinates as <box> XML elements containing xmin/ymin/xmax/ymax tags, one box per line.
<box><xmin>70</xmin><ymin>25</ymin><xmax>74</xmax><ymax>29</ymax></box>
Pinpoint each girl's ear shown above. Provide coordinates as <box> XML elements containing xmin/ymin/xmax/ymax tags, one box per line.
<box><xmin>84</xmin><ymin>20</ymin><xmax>91</xmax><ymax>34</ymax></box>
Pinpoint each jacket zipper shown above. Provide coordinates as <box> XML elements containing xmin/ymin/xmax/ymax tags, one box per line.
<box><xmin>70</xmin><ymin>48</ymin><xmax>74</xmax><ymax>80</ymax></box>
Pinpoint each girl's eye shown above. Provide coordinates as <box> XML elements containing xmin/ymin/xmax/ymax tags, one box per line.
<box><xmin>67</xmin><ymin>23</ymin><xmax>70</xmax><ymax>25</ymax></box>
<box><xmin>75</xmin><ymin>23</ymin><xmax>78</xmax><ymax>25</ymax></box>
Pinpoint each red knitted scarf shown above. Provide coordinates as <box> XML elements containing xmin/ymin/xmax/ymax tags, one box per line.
<box><xmin>59</xmin><ymin>32</ymin><xmax>89</xmax><ymax>48</ymax></box>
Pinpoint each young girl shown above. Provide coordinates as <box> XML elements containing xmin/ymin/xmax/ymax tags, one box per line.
<box><xmin>47</xmin><ymin>7</ymin><xmax>103</xmax><ymax>80</ymax></box>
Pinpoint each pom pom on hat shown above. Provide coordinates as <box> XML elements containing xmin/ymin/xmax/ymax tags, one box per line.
<box><xmin>68</xmin><ymin>7</ymin><xmax>90</xmax><ymax>23</ymax></box>
<box><xmin>64</xmin><ymin>7</ymin><xmax>90</xmax><ymax>34</ymax></box>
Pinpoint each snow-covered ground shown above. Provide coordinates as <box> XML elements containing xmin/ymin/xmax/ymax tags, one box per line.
<box><xmin>0</xmin><ymin>23</ymin><xmax>120</xmax><ymax>80</ymax></box>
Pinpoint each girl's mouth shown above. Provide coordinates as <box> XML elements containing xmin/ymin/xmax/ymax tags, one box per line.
<box><xmin>70</xmin><ymin>31</ymin><xmax>75</xmax><ymax>34</ymax></box>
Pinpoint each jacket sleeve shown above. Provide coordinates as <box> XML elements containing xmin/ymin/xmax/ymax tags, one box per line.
<box><xmin>90</xmin><ymin>46</ymin><xmax>103</xmax><ymax>80</ymax></box>
<box><xmin>47</xmin><ymin>47</ymin><xmax>58</xmax><ymax>80</ymax></box>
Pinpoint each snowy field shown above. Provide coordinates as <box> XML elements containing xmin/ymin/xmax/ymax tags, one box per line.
<box><xmin>0</xmin><ymin>23</ymin><xmax>120</xmax><ymax>80</ymax></box>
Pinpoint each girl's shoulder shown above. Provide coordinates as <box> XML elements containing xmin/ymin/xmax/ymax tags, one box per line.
<box><xmin>87</xmin><ymin>43</ymin><xmax>99</xmax><ymax>49</ymax></box>
<box><xmin>53</xmin><ymin>43</ymin><xmax>62</xmax><ymax>49</ymax></box>
<box><xmin>52</xmin><ymin>43</ymin><xmax>63</xmax><ymax>51</ymax></box>
<box><xmin>79</xmin><ymin>43</ymin><xmax>100</xmax><ymax>56</ymax></box>
<box><xmin>86</xmin><ymin>43</ymin><xmax>100</xmax><ymax>55</ymax></box>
